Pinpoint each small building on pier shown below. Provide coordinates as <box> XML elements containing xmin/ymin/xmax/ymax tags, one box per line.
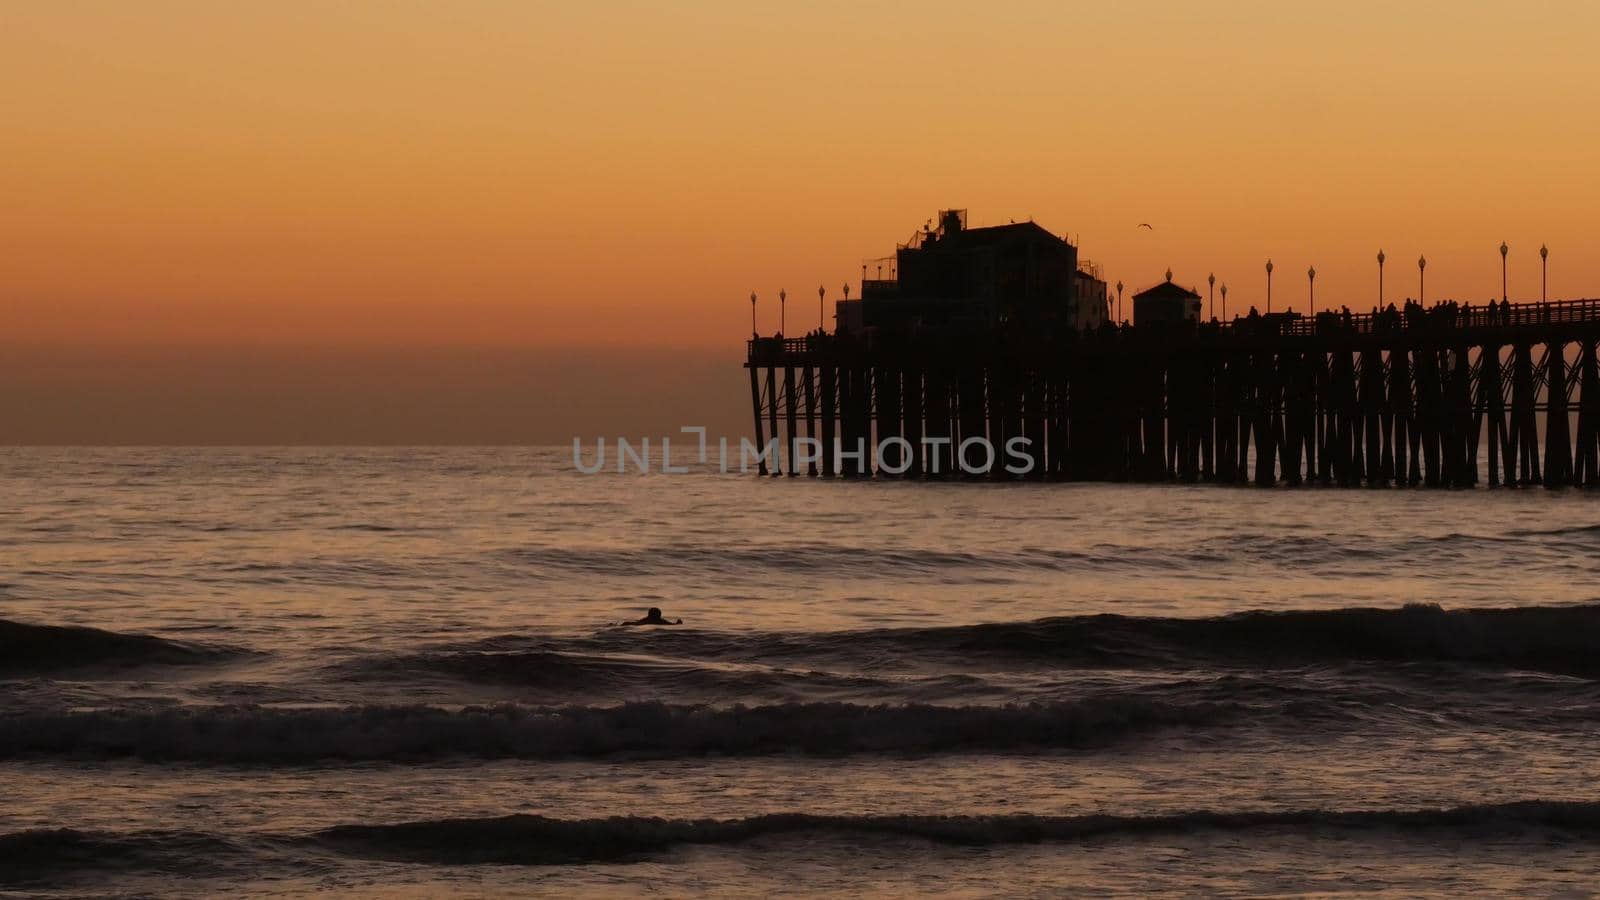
<box><xmin>834</xmin><ymin>297</ymin><xmax>864</xmax><ymax>334</ymax></box>
<box><xmin>1132</xmin><ymin>273</ymin><xmax>1202</xmax><ymax>327</ymax></box>
<box><xmin>855</xmin><ymin>209</ymin><xmax>1080</xmax><ymax>333</ymax></box>
<box><xmin>1073</xmin><ymin>260</ymin><xmax>1109</xmax><ymax>330</ymax></box>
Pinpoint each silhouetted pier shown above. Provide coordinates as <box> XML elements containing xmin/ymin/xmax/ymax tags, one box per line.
<box><xmin>745</xmin><ymin>298</ymin><xmax>1600</xmax><ymax>488</ymax></box>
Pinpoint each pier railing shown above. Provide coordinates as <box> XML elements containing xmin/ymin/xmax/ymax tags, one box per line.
<box><xmin>749</xmin><ymin>298</ymin><xmax>1600</xmax><ymax>361</ymax></box>
<box><xmin>747</xmin><ymin>336</ymin><xmax>817</xmax><ymax>356</ymax></box>
<box><xmin>1257</xmin><ymin>298</ymin><xmax>1600</xmax><ymax>338</ymax></box>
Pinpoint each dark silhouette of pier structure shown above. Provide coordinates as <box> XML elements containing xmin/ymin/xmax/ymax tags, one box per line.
<box><xmin>746</xmin><ymin>303</ymin><xmax>1600</xmax><ymax>487</ymax></box>
<box><xmin>744</xmin><ymin>213</ymin><xmax>1600</xmax><ymax>488</ymax></box>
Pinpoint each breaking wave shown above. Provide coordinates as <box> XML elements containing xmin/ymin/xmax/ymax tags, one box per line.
<box><xmin>317</xmin><ymin>800</ymin><xmax>1600</xmax><ymax>865</ymax></box>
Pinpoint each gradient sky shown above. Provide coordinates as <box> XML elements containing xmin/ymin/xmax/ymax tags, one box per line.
<box><xmin>5</xmin><ymin>1</ymin><xmax>1600</xmax><ymax>442</ymax></box>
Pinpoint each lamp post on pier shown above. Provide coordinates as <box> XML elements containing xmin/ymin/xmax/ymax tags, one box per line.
<box><xmin>1308</xmin><ymin>266</ymin><xmax>1316</xmax><ymax>316</ymax></box>
<box><xmin>1208</xmin><ymin>273</ymin><xmax>1215</xmax><ymax>320</ymax></box>
<box><xmin>1500</xmin><ymin>241</ymin><xmax>1509</xmax><ymax>304</ymax></box>
<box><xmin>750</xmin><ymin>291</ymin><xmax>758</xmax><ymax>336</ymax></box>
<box><xmin>779</xmin><ymin>289</ymin><xmax>786</xmax><ymax>336</ymax></box>
<box><xmin>1265</xmin><ymin>259</ymin><xmax>1274</xmax><ymax>314</ymax></box>
<box><xmin>817</xmin><ymin>285</ymin><xmax>825</xmax><ymax>331</ymax></box>
<box><xmin>1541</xmin><ymin>244</ymin><xmax>1549</xmax><ymax>303</ymax></box>
<box><xmin>1418</xmin><ymin>255</ymin><xmax>1427</xmax><ymax>305</ymax></box>
<box><xmin>1221</xmin><ymin>282</ymin><xmax>1228</xmax><ymax>320</ymax></box>
<box><xmin>1377</xmin><ymin>249</ymin><xmax>1385</xmax><ymax>307</ymax></box>
<box><xmin>1115</xmin><ymin>280</ymin><xmax>1124</xmax><ymax>325</ymax></box>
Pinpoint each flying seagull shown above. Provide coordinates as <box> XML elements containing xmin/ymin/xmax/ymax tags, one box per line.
<box><xmin>1138</xmin><ymin>223</ymin><xmax>1154</xmax><ymax>230</ymax></box>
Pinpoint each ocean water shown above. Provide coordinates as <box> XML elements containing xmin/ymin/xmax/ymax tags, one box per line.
<box><xmin>3</xmin><ymin>446</ymin><xmax>1600</xmax><ymax>896</ymax></box>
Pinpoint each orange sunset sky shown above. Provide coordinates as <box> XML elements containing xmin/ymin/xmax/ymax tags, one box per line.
<box><xmin>5</xmin><ymin>1</ymin><xmax>1600</xmax><ymax>443</ymax></box>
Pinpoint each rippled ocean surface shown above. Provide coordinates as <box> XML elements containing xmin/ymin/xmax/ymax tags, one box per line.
<box><xmin>4</xmin><ymin>447</ymin><xmax>1600</xmax><ymax>896</ymax></box>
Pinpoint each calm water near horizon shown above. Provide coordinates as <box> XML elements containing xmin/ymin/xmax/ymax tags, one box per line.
<box><xmin>3</xmin><ymin>447</ymin><xmax>1600</xmax><ymax>896</ymax></box>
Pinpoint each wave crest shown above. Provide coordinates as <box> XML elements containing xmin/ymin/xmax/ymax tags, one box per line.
<box><xmin>540</xmin><ymin>603</ymin><xmax>1600</xmax><ymax>678</ymax></box>
<box><xmin>318</xmin><ymin>800</ymin><xmax>1600</xmax><ymax>865</ymax></box>
<box><xmin>0</xmin><ymin>827</ymin><xmax>237</xmax><ymax>883</ymax></box>
<box><xmin>10</xmin><ymin>801</ymin><xmax>1600</xmax><ymax>878</ymax></box>
<box><xmin>0</xmin><ymin>619</ymin><xmax>242</xmax><ymax>676</ymax></box>
<box><xmin>0</xmin><ymin>697</ymin><xmax>1237</xmax><ymax>762</ymax></box>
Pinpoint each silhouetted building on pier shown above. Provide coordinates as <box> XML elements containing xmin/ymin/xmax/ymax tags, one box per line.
<box><xmin>835</xmin><ymin>297</ymin><xmax>864</xmax><ymax>334</ymax></box>
<box><xmin>1133</xmin><ymin>273</ymin><xmax>1202</xmax><ymax>327</ymax></box>
<box><xmin>1073</xmin><ymin>261</ymin><xmax>1109</xmax><ymax>330</ymax></box>
<box><xmin>855</xmin><ymin>209</ymin><xmax>1081</xmax><ymax>334</ymax></box>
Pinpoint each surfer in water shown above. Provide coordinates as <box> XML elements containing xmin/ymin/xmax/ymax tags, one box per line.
<box><xmin>622</xmin><ymin>607</ymin><xmax>682</xmax><ymax>626</ymax></box>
